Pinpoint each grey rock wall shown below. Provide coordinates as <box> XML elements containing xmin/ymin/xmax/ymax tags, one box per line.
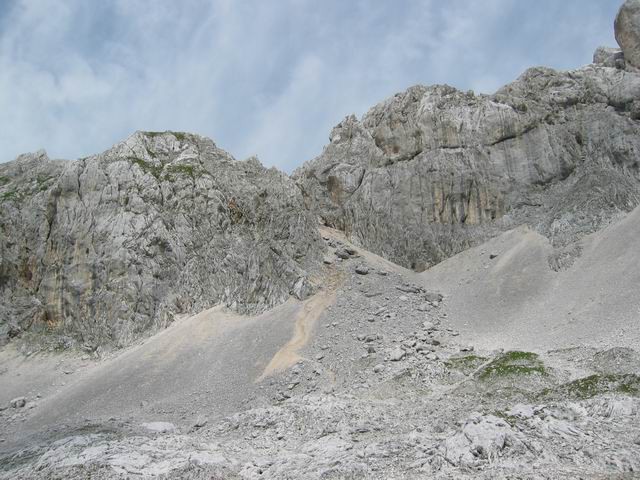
<box><xmin>295</xmin><ymin>65</ymin><xmax>640</xmax><ymax>270</ymax></box>
<box><xmin>0</xmin><ymin>132</ymin><xmax>323</xmax><ymax>348</ymax></box>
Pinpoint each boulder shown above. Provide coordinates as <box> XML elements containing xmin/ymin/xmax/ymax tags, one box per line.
<box><xmin>10</xmin><ymin>397</ymin><xmax>26</xmax><ymax>408</ymax></box>
<box><xmin>593</xmin><ymin>46</ymin><xmax>625</xmax><ymax>68</ymax></box>
<box><xmin>389</xmin><ymin>347</ymin><xmax>406</xmax><ymax>361</ymax></box>
<box><xmin>616</xmin><ymin>0</ymin><xmax>640</xmax><ymax>70</ymax></box>
<box><xmin>440</xmin><ymin>414</ymin><xmax>520</xmax><ymax>466</ymax></box>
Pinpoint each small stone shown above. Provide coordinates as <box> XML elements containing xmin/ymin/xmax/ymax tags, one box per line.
<box><xmin>460</xmin><ymin>345</ymin><xmax>474</xmax><ymax>352</ymax></box>
<box><xmin>422</xmin><ymin>321</ymin><xmax>435</xmax><ymax>331</ymax></box>
<box><xmin>424</xmin><ymin>292</ymin><xmax>443</xmax><ymax>303</ymax></box>
<box><xmin>426</xmin><ymin>353</ymin><xmax>438</xmax><ymax>361</ymax></box>
<box><xmin>10</xmin><ymin>397</ymin><xmax>26</xmax><ymax>409</ymax></box>
<box><xmin>417</xmin><ymin>303</ymin><xmax>430</xmax><ymax>312</ymax></box>
<box><xmin>373</xmin><ymin>364</ymin><xmax>385</xmax><ymax>373</ymax></box>
<box><xmin>489</xmin><ymin>253</ymin><xmax>498</xmax><ymax>260</ymax></box>
<box><xmin>142</xmin><ymin>422</ymin><xmax>176</xmax><ymax>433</ymax></box>
<box><xmin>323</xmin><ymin>256</ymin><xmax>334</xmax><ymax>265</ymax></box>
<box><xmin>316</xmin><ymin>354</ymin><xmax>325</xmax><ymax>361</ymax></box>
<box><xmin>508</xmin><ymin>404</ymin><xmax>535</xmax><ymax>419</ymax></box>
<box><xmin>355</xmin><ymin>265</ymin><xmax>369</xmax><ymax>275</ymax></box>
<box><xmin>367</xmin><ymin>345</ymin><xmax>376</xmax><ymax>354</ymax></box>
<box><xmin>396</xmin><ymin>284</ymin><xmax>422</xmax><ymax>294</ymax></box>
<box><xmin>367</xmin><ymin>316</ymin><xmax>375</xmax><ymax>323</ymax></box>
<box><xmin>389</xmin><ymin>347</ymin><xmax>406</xmax><ymax>361</ymax></box>
<box><xmin>192</xmin><ymin>416</ymin><xmax>208</xmax><ymax>429</ymax></box>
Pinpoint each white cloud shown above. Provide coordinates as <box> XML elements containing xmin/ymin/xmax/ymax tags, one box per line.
<box><xmin>0</xmin><ymin>0</ymin><xmax>621</xmax><ymax>171</ymax></box>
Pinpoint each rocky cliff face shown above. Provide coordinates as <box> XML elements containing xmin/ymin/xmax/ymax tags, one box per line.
<box><xmin>295</xmin><ymin>6</ymin><xmax>640</xmax><ymax>271</ymax></box>
<box><xmin>0</xmin><ymin>132</ymin><xmax>323</xmax><ymax>348</ymax></box>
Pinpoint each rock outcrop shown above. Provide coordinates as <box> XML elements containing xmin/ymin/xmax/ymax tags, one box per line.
<box><xmin>0</xmin><ymin>132</ymin><xmax>323</xmax><ymax>348</ymax></box>
<box><xmin>295</xmin><ymin>63</ymin><xmax>640</xmax><ymax>271</ymax></box>
<box><xmin>616</xmin><ymin>0</ymin><xmax>640</xmax><ymax>70</ymax></box>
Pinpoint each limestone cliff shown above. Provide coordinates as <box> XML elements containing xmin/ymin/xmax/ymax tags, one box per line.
<box><xmin>0</xmin><ymin>132</ymin><xmax>323</xmax><ymax>348</ymax></box>
<box><xmin>294</xmin><ymin>5</ymin><xmax>640</xmax><ymax>271</ymax></box>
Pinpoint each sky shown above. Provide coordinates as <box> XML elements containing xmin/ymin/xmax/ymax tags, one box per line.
<box><xmin>0</xmin><ymin>0</ymin><xmax>623</xmax><ymax>172</ymax></box>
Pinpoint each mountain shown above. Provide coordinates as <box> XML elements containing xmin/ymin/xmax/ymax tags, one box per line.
<box><xmin>0</xmin><ymin>132</ymin><xmax>323</xmax><ymax>348</ymax></box>
<box><xmin>295</xmin><ymin>38</ymin><xmax>640</xmax><ymax>272</ymax></box>
<box><xmin>1</xmin><ymin>1</ymin><xmax>640</xmax><ymax>479</ymax></box>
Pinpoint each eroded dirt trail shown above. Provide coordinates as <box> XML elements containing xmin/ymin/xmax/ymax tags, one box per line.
<box><xmin>259</xmin><ymin>269</ymin><xmax>344</xmax><ymax>380</ymax></box>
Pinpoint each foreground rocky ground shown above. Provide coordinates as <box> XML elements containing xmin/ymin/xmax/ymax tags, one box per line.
<box><xmin>1</xmin><ymin>226</ymin><xmax>638</xmax><ymax>479</ymax></box>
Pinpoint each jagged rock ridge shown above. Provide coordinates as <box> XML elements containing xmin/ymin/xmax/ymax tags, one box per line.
<box><xmin>295</xmin><ymin>2</ymin><xmax>640</xmax><ymax>271</ymax></box>
<box><xmin>0</xmin><ymin>132</ymin><xmax>323</xmax><ymax>348</ymax></box>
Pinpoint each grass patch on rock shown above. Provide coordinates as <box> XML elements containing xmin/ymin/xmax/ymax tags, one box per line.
<box><xmin>143</xmin><ymin>131</ymin><xmax>188</xmax><ymax>142</ymax></box>
<box><xmin>543</xmin><ymin>374</ymin><xmax>640</xmax><ymax>400</ymax></box>
<box><xmin>478</xmin><ymin>351</ymin><xmax>547</xmax><ymax>380</ymax></box>
<box><xmin>166</xmin><ymin>164</ymin><xmax>196</xmax><ymax>178</ymax></box>
<box><xmin>445</xmin><ymin>355</ymin><xmax>489</xmax><ymax>375</ymax></box>
<box><xmin>1</xmin><ymin>190</ymin><xmax>20</xmax><ymax>202</ymax></box>
<box><xmin>129</xmin><ymin>157</ymin><xmax>163</xmax><ymax>179</ymax></box>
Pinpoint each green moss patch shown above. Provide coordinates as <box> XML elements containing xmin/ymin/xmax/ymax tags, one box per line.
<box><xmin>143</xmin><ymin>131</ymin><xmax>188</xmax><ymax>142</ymax></box>
<box><xmin>0</xmin><ymin>175</ymin><xmax>10</xmax><ymax>186</ymax></box>
<box><xmin>166</xmin><ymin>164</ymin><xmax>196</xmax><ymax>178</ymax></box>
<box><xmin>478</xmin><ymin>351</ymin><xmax>547</xmax><ymax>380</ymax></box>
<box><xmin>1</xmin><ymin>190</ymin><xmax>20</xmax><ymax>202</ymax></box>
<box><xmin>546</xmin><ymin>374</ymin><xmax>640</xmax><ymax>400</ymax></box>
<box><xmin>445</xmin><ymin>355</ymin><xmax>489</xmax><ymax>374</ymax></box>
<box><xmin>129</xmin><ymin>157</ymin><xmax>163</xmax><ymax>179</ymax></box>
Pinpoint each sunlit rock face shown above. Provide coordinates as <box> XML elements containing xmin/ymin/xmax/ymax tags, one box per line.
<box><xmin>295</xmin><ymin>67</ymin><xmax>640</xmax><ymax>271</ymax></box>
<box><xmin>0</xmin><ymin>132</ymin><xmax>323</xmax><ymax>348</ymax></box>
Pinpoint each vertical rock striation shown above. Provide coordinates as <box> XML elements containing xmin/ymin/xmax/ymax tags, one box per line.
<box><xmin>0</xmin><ymin>132</ymin><xmax>323</xmax><ymax>348</ymax></box>
<box><xmin>295</xmin><ymin>64</ymin><xmax>640</xmax><ymax>271</ymax></box>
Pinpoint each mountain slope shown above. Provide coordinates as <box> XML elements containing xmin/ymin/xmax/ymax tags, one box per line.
<box><xmin>420</xmin><ymin>204</ymin><xmax>640</xmax><ymax>351</ymax></box>
<box><xmin>1</xmin><ymin>210</ymin><xmax>639</xmax><ymax>479</ymax></box>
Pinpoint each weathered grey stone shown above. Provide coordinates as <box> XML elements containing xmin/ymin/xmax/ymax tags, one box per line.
<box><xmin>142</xmin><ymin>422</ymin><xmax>176</xmax><ymax>433</ymax></box>
<box><xmin>616</xmin><ymin>0</ymin><xmax>640</xmax><ymax>70</ymax></box>
<box><xmin>593</xmin><ymin>46</ymin><xmax>625</xmax><ymax>68</ymax></box>
<box><xmin>389</xmin><ymin>347</ymin><xmax>406</xmax><ymax>361</ymax></box>
<box><xmin>10</xmin><ymin>397</ymin><xmax>26</xmax><ymax>408</ymax></box>
<box><xmin>354</xmin><ymin>265</ymin><xmax>369</xmax><ymax>275</ymax></box>
<box><xmin>295</xmin><ymin>66</ymin><xmax>640</xmax><ymax>271</ymax></box>
<box><xmin>0</xmin><ymin>132</ymin><xmax>323</xmax><ymax>348</ymax></box>
<box><xmin>440</xmin><ymin>414</ymin><xmax>518</xmax><ymax>467</ymax></box>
